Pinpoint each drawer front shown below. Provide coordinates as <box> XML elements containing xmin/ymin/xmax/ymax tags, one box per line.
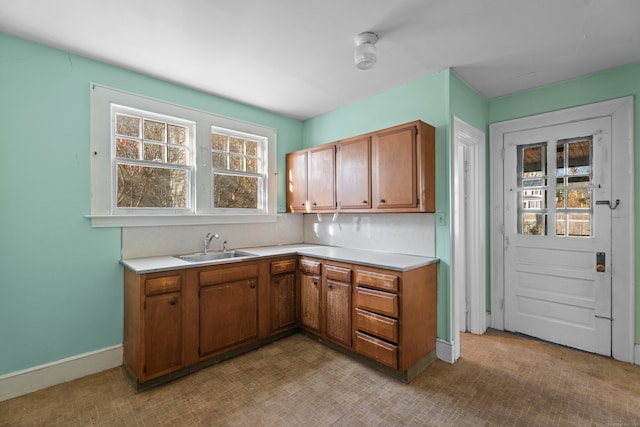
<box><xmin>145</xmin><ymin>275</ymin><xmax>181</xmax><ymax>296</ymax></box>
<box><xmin>299</xmin><ymin>258</ymin><xmax>321</xmax><ymax>275</ymax></box>
<box><xmin>199</xmin><ymin>263</ymin><xmax>259</xmax><ymax>286</ymax></box>
<box><xmin>354</xmin><ymin>287</ymin><xmax>398</xmax><ymax>318</ymax></box>
<box><xmin>354</xmin><ymin>331</ymin><xmax>398</xmax><ymax>369</ymax></box>
<box><xmin>355</xmin><ymin>269</ymin><xmax>399</xmax><ymax>292</ymax></box>
<box><xmin>325</xmin><ymin>264</ymin><xmax>352</xmax><ymax>282</ymax></box>
<box><xmin>270</xmin><ymin>258</ymin><xmax>297</xmax><ymax>275</ymax></box>
<box><xmin>354</xmin><ymin>308</ymin><xmax>398</xmax><ymax>343</ymax></box>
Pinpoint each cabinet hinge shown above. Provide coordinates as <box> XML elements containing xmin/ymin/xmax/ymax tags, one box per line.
<box><xmin>143</xmin><ymin>365</ymin><xmax>146</xmax><ymax>375</ymax></box>
<box><xmin>416</xmin><ymin>198</ymin><xmax>419</xmax><ymax>205</ymax></box>
<box><xmin>143</xmin><ymin>301</ymin><xmax>146</xmax><ymax>310</ymax></box>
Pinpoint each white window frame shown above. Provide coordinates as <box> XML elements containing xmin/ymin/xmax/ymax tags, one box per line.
<box><xmin>90</xmin><ymin>84</ymin><xmax>277</xmax><ymax>227</ymax></box>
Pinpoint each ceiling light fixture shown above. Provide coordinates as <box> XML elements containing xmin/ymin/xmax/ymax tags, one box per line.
<box><xmin>354</xmin><ymin>32</ymin><xmax>378</xmax><ymax>70</ymax></box>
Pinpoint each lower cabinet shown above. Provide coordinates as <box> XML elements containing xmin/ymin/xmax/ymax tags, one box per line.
<box><xmin>299</xmin><ymin>258</ymin><xmax>322</xmax><ymax>333</ymax></box>
<box><xmin>124</xmin><ymin>254</ymin><xmax>437</xmax><ymax>389</ymax></box>
<box><xmin>124</xmin><ymin>270</ymin><xmax>185</xmax><ymax>383</ymax></box>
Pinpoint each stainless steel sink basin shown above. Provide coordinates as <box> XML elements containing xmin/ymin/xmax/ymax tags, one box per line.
<box><xmin>175</xmin><ymin>250</ymin><xmax>255</xmax><ymax>263</ymax></box>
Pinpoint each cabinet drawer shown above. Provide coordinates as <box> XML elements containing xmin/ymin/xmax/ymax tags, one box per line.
<box><xmin>354</xmin><ymin>308</ymin><xmax>398</xmax><ymax>343</ymax></box>
<box><xmin>354</xmin><ymin>287</ymin><xmax>398</xmax><ymax>318</ymax></box>
<box><xmin>145</xmin><ymin>275</ymin><xmax>181</xmax><ymax>296</ymax></box>
<box><xmin>199</xmin><ymin>263</ymin><xmax>259</xmax><ymax>286</ymax></box>
<box><xmin>271</xmin><ymin>259</ymin><xmax>297</xmax><ymax>275</ymax></box>
<box><xmin>325</xmin><ymin>264</ymin><xmax>351</xmax><ymax>282</ymax></box>
<box><xmin>299</xmin><ymin>258</ymin><xmax>321</xmax><ymax>275</ymax></box>
<box><xmin>355</xmin><ymin>270</ymin><xmax>398</xmax><ymax>292</ymax></box>
<box><xmin>354</xmin><ymin>331</ymin><xmax>398</xmax><ymax>369</ymax></box>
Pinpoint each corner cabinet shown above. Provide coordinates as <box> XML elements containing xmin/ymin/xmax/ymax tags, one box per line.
<box><xmin>286</xmin><ymin>120</ymin><xmax>435</xmax><ymax>214</ymax></box>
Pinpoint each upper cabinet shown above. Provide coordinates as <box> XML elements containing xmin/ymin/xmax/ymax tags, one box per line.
<box><xmin>286</xmin><ymin>120</ymin><xmax>435</xmax><ymax>214</ymax></box>
<box><xmin>286</xmin><ymin>150</ymin><xmax>307</xmax><ymax>212</ymax></box>
<box><xmin>337</xmin><ymin>136</ymin><xmax>371</xmax><ymax>210</ymax></box>
<box><xmin>308</xmin><ymin>144</ymin><xmax>336</xmax><ymax>211</ymax></box>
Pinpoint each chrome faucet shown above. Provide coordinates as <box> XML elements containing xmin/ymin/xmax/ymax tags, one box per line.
<box><xmin>204</xmin><ymin>232</ymin><xmax>220</xmax><ymax>253</ymax></box>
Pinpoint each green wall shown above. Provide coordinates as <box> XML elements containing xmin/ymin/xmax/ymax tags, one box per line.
<box><xmin>0</xmin><ymin>33</ymin><xmax>303</xmax><ymax>375</ymax></box>
<box><xmin>488</xmin><ymin>63</ymin><xmax>640</xmax><ymax>343</ymax></box>
<box><xmin>302</xmin><ymin>69</ymin><xmax>453</xmax><ymax>341</ymax></box>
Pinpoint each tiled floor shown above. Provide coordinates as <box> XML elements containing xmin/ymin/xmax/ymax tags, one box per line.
<box><xmin>2</xmin><ymin>330</ymin><xmax>640</xmax><ymax>426</ymax></box>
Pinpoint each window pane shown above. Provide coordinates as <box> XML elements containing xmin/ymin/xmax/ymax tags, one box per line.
<box><xmin>116</xmin><ymin>114</ymin><xmax>140</xmax><ymax>137</ymax></box>
<box><xmin>246</xmin><ymin>157</ymin><xmax>260</xmax><ymax>173</ymax></box>
<box><xmin>168</xmin><ymin>146</ymin><xmax>187</xmax><ymax>165</ymax></box>
<box><xmin>117</xmin><ymin>164</ymin><xmax>187</xmax><ymax>208</ymax></box>
<box><xmin>556</xmin><ymin>213</ymin><xmax>566</xmax><ymax>236</ymax></box>
<box><xmin>144</xmin><ymin>142</ymin><xmax>165</xmax><ymax>162</ymax></box>
<box><xmin>212</xmin><ymin>133</ymin><xmax>227</xmax><ymax>151</ymax></box>
<box><xmin>230</xmin><ymin>154</ymin><xmax>244</xmax><ymax>171</ymax></box>
<box><xmin>523</xmin><ymin>145</ymin><xmax>545</xmax><ymax>175</ymax></box>
<box><xmin>168</xmin><ymin>124</ymin><xmax>186</xmax><ymax>145</ymax></box>
<box><xmin>556</xmin><ymin>145</ymin><xmax>565</xmax><ymax>177</ymax></box>
<box><xmin>568</xmin><ymin>139</ymin><xmax>590</xmax><ymax>172</ymax></box>
<box><xmin>567</xmin><ymin>188</ymin><xmax>591</xmax><ymax>209</ymax></box>
<box><xmin>213</xmin><ymin>174</ymin><xmax>259</xmax><ymax>209</ymax></box>
<box><xmin>568</xmin><ymin>176</ymin><xmax>589</xmax><ymax>185</ymax></box>
<box><xmin>568</xmin><ymin>213</ymin><xmax>591</xmax><ymax>237</ymax></box>
<box><xmin>115</xmin><ymin>138</ymin><xmax>140</xmax><ymax>159</ymax></box>
<box><xmin>229</xmin><ymin>137</ymin><xmax>244</xmax><ymax>154</ymax></box>
<box><xmin>246</xmin><ymin>140</ymin><xmax>259</xmax><ymax>156</ymax></box>
<box><xmin>522</xmin><ymin>213</ymin><xmax>546</xmax><ymax>235</ymax></box>
<box><xmin>144</xmin><ymin>119</ymin><xmax>165</xmax><ymax>142</ymax></box>
<box><xmin>556</xmin><ymin>189</ymin><xmax>565</xmax><ymax>208</ymax></box>
<box><xmin>212</xmin><ymin>153</ymin><xmax>227</xmax><ymax>169</ymax></box>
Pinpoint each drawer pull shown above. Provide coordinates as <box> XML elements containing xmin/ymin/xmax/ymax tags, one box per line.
<box><xmin>169</xmin><ymin>297</ymin><xmax>178</xmax><ymax>306</ymax></box>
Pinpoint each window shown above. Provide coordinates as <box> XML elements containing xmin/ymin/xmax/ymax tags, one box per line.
<box><xmin>112</xmin><ymin>105</ymin><xmax>195</xmax><ymax>213</ymax></box>
<box><xmin>211</xmin><ymin>127</ymin><xmax>266</xmax><ymax>212</ymax></box>
<box><xmin>516</xmin><ymin>137</ymin><xmax>593</xmax><ymax>237</ymax></box>
<box><xmin>90</xmin><ymin>84</ymin><xmax>277</xmax><ymax>227</ymax></box>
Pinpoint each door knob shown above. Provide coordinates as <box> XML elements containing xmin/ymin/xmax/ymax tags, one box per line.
<box><xmin>596</xmin><ymin>252</ymin><xmax>606</xmax><ymax>272</ymax></box>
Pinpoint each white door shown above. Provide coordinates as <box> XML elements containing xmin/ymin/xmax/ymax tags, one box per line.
<box><xmin>503</xmin><ymin>116</ymin><xmax>612</xmax><ymax>356</ymax></box>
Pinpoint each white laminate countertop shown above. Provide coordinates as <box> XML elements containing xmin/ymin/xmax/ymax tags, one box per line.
<box><xmin>121</xmin><ymin>243</ymin><xmax>438</xmax><ymax>274</ymax></box>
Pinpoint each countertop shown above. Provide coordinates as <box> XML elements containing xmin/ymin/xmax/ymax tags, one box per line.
<box><xmin>121</xmin><ymin>243</ymin><xmax>438</xmax><ymax>274</ymax></box>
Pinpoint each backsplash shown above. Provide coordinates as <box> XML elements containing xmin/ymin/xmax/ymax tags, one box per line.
<box><xmin>303</xmin><ymin>213</ymin><xmax>435</xmax><ymax>257</ymax></box>
<box><xmin>122</xmin><ymin>213</ymin><xmax>435</xmax><ymax>259</ymax></box>
<box><xmin>122</xmin><ymin>214</ymin><xmax>304</xmax><ymax>259</ymax></box>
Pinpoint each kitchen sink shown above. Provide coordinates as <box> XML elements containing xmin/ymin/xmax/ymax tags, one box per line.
<box><xmin>175</xmin><ymin>250</ymin><xmax>256</xmax><ymax>263</ymax></box>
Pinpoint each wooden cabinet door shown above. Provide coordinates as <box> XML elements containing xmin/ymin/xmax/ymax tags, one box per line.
<box><xmin>372</xmin><ymin>125</ymin><xmax>418</xmax><ymax>210</ymax></box>
<box><xmin>337</xmin><ymin>136</ymin><xmax>371</xmax><ymax>209</ymax></box>
<box><xmin>325</xmin><ymin>279</ymin><xmax>352</xmax><ymax>347</ymax></box>
<box><xmin>308</xmin><ymin>145</ymin><xmax>336</xmax><ymax>210</ymax></box>
<box><xmin>271</xmin><ymin>272</ymin><xmax>296</xmax><ymax>333</ymax></box>
<box><xmin>286</xmin><ymin>151</ymin><xmax>307</xmax><ymax>212</ymax></box>
<box><xmin>144</xmin><ymin>292</ymin><xmax>182</xmax><ymax>378</ymax></box>
<box><xmin>199</xmin><ymin>279</ymin><xmax>258</xmax><ymax>356</ymax></box>
<box><xmin>299</xmin><ymin>272</ymin><xmax>322</xmax><ymax>333</ymax></box>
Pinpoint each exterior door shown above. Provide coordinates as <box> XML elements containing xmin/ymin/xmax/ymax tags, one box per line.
<box><xmin>503</xmin><ymin>116</ymin><xmax>612</xmax><ymax>356</ymax></box>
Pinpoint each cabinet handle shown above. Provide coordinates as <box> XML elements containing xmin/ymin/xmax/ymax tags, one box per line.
<box><xmin>169</xmin><ymin>297</ymin><xmax>179</xmax><ymax>306</ymax></box>
<box><xmin>312</xmin><ymin>202</ymin><xmax>317</xmax><ymax>206</ymax></box>
<box><xmin>250</xmin><ymin>284</ymin><xmax>256</xmax><ymax>289</ymax></box>
<box><xmin>313</xmin><ymin>280</ymin><xmax>318</xmax><ymax>286</ymax></box>
<box><xmin>362</xmin><ymin>200</ymin><xmax>368</xmax><ymax>204</ymax></box>
<box><xmin>328</xmin><ymin>284</ymin><xmax>333</xmax><ymax>289</ymax></box>
<box><xmin>380</xmin><ymin>198</ymin><xmax>386</xmax><ymax>203</ymax></box>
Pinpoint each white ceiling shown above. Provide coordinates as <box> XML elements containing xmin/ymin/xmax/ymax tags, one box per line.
<box><xmin>1</xmin><ymin>0</ymin><xmax>639</xmax><ymax>120</ymax></box>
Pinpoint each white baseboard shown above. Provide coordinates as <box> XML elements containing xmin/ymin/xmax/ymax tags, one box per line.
<box><xmin>436</xmin><ymin>339</ymin><xmax>455</xmax><ymax>364</ymax></box>
<box><xmin>0</xmin><ymin>345</ymin><xmax>123</xmax><ymax>402</ymax></box>
<box><xmin>635</xmin><ymin>344</ymin><xmax>640</xmax><ymax>366</ymax></box>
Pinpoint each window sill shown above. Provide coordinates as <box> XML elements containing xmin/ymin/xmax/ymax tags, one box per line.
<box><xmin>86</xmin><ymin>214</ymin><xmax>280</xmax><ymax>228</ymax></box>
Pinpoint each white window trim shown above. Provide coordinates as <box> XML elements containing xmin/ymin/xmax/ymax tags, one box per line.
<box><xmin>89</xmin><ymin>84</ymin><xmax>278</xmax><ymax>227</ymax></box>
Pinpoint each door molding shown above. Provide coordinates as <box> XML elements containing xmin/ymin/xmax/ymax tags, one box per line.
<box><xmin>490</xmin><ymin>97</ymin><xmax>634</xmax><ymax>363</ymax></box>
<box><xmin>452</xmin><ymin>117</ymin><xmax>486</xmax><ymax>361</ymax></box>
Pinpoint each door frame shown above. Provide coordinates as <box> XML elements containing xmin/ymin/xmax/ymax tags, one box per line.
<box><xmin>490</xmin><ymin>97</ymin><xmax>634</xmax><ymax>363</ymax></box>
<box><xmin>452</xmin><ymin>117</ymin><xmax>486</xmax><ymax>361</ymax></box>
